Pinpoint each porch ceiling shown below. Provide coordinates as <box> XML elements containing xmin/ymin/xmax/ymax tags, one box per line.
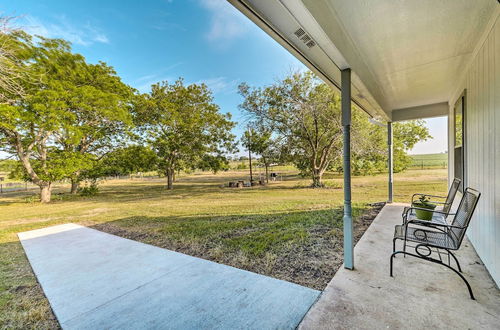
<box><xmin>229</xmin><ymin>0</ymin><xmax>498</xmax><ymax>121</ymax></box>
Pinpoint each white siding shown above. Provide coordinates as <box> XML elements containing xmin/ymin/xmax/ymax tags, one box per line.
<box><xmin>449</xmin><ymin>14</ymin><xmax>500</xmax><ymax>286</ymax></box>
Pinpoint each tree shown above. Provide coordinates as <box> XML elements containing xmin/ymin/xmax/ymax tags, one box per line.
<box><xmin>0</xmin><ymin>35</ymin><xmax>134</xmax><ymax>201</ymax></box>
<box><xmin>0</xmin><ymin>35</ymin><xmax>70</xmax><ymax>202</ymax></box>
<box><xmin>392</xmin><ymin>120</ymin><xmax>432</xmax><ymax>172</ymax></box>
<box><xmin>198</xmin><ymin>154</ymin><xmax>230</xmax><ymax>174</ymax></box>
<box><xmin>239</xmin><ymin>71</ymin><xmax>431</xmax><ymax>186</ymax></box>
<box><xmin>338</xmin><ymin>113</ymin><xmax>431</xmax><ymax>175</ymax></box>
<box><xmin>136</xmin><ymin>79</ymin><xmax>236</xmax><ymax>189</ymax></box>
<box><xmin>81</xmin><ymin>145</ymin><xmax>158</xmax><ymax>179</ymax></box>
<box><xmin>0</xmin><ymin>17</ymin><xmax>29</xmax><ymax>104</ymax></box>
<box><xmin>239</xmin><ymin>71</ymin><xmax>343</xmax><ymax>187</ymax></box>
<box><xmin>43</xmin><ymin>47</ymin><xmax>134</xmax><ymax>193</ymax></box>
<box><xmin>241</xmin><ymin>127</ymin><xmax>277</xmax><ymax>183</ymax></box>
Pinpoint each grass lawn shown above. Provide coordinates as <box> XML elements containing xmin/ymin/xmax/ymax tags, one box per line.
<box><xmin>409</xmin><ymin>153</ymin><xmax>448</xmax><ymax>168</ymax></box>
<box><xmin>0</xmin><ymin>168</ymin><xmax>447</xmax><ymax>328</ymax></box>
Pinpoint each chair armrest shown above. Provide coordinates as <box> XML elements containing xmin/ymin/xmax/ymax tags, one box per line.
<box><xmin>411</xmin><ymin>193</ymin><xmax>447</xmax><ymax>203</ymax></box>
<box><xmin>427</xmin><ymin>200</ymin><xmax>447</xmax><ymax>205</ymax></box>
<box><xmin>404</xmin><ymin>206</ymin><xmax>448</xmax><ymax>216</ymax></box>
<box><xmin>406</xmin><ymin>218</ymin><xmax>464</xmax><ymax>230</ymax></box>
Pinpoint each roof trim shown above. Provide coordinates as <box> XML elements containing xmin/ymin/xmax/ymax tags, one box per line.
<box><xmin>228</xmin><ymin>0</ymin><xmax>387</xmax><ymax>120</ymax></box>
<box><xmin>392</xmin><ymin>102</ymin><xmax>449</xmax><ymax>122</ymax></box>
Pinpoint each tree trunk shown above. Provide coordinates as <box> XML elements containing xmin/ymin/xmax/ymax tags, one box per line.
<box><xmin>265</xmin><ymin>163</ymin><xmax>269</xmax><ymax>183</ymax></box>
<box><xmin>248</xmin><ymin>150</ymin><xmax>253</xmax><ymax>182</ymax></box>
<box><xmin>70</xmin><ymin>178</ymin><xmax>80</xmax><ymax>194</ymax></box>
<box><xmin>166</xmin><ymin>169</ymin><xmax>174</xmax><ymax>190</ymax></box>
<box><xmin>40</xmin><ymin>183</ymin><xmax>52</xmax><ymax>203</ymax></box>
<box><xmin>312</xmin><ymin>169</ymin><xmax>323</xmax><ymax>188</ymax></box>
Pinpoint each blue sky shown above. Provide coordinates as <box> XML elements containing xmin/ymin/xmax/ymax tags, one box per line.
<box><xmin>2</xmin><ymin>0</ymin><xmax>446</xmax><ymax>155</ymax></box>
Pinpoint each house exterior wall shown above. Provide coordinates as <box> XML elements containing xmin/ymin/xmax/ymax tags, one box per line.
<box><xmin>449</xmin><ymin>14</ymin><xmax>500</xmax><ymax>287</ymax></box>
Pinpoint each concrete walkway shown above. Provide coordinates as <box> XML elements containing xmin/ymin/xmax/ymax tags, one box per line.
<box><xmin>19</xmin><ymin>224</ymin><xmax>320</xmax><ymax>330</ymax></box>
<box><xmin>299</xmin><ymin>204</ymin><xmax>500</xmax><ymax>329</ymax></box>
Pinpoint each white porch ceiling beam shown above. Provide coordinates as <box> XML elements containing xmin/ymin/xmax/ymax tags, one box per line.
<box><xmin>391</xmin><ymin>102</ymin><xmax>449</xmax><ymax>122</ymax></box>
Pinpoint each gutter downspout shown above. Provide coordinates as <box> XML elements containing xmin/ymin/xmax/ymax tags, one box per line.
<box><xmin>341</xmin><ymin>68</ymin><xmax>354</xmax><ymax>270</ymax></box>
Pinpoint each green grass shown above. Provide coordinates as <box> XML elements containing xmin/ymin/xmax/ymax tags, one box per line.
<box><xmin>0</xmin><ymin>168</ymin><xmax>447</xmax><ymax>328</ymax></box>
<box><xmin>409</xmin><ymin>153</ymin><xmax>448</xmax><ymax>168</ymax></box>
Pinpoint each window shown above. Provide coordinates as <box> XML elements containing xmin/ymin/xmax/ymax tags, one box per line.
<box><xmin>455</xmin><ymin>99</ymin><xmax>463</xmax><ymax>148</ymax></box>
<box><xmin>454</xmin><ymin>91</ymin><xmax>466</xmax><ymax>192</ymax></box>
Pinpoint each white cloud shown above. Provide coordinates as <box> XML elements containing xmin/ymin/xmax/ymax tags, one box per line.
<box><xmin>195</xmin><ymin>77</ymin><xmax>238</xmax><ymax>94</ymax></box>
<box><xmin>93</xmin><ymin>34</ymin><xmax>109</xmax><ymax>44</ymax></box>
<box><xmin>199</xmin><ymin>0</ymin><xmax>250</xmax><ymax>45</ymax></box>
<box><xmin>24</xmin><ymin>15</ymin><xmax>110</xmax><ymax>46</ymax></box>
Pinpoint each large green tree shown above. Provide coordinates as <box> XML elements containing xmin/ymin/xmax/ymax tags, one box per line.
<box><xmin>136</xmin><ymin>79</ymin><xmax>236</xmax><ymax>189</ymax></box>
<box><xmin>0</xmin><ymin>34</ymin><xmax>133</xmax><ymax>201</ymax></box>
<box><xmin>239</xmin><ymin>71</ymin><xmax>343</xmax><ymax>187</ymax></box>
<box><xmin>80</xmin><ymin>145</ymin><xmax>158</xmax><ymax>180</ymax></box>
<box><xmin>239</xmin><ymin>71</ymin><xmax>430</xmax><ymax>186</ymax></box>
<box><xmin>0</xmin><ymin>34</ymin><xmax>67</xmax><ymax>202</ymax></box>
<box><xmin>44</xmin><ymin>47</ymin><xmax>134</xmax><ymax>193</ymax></box>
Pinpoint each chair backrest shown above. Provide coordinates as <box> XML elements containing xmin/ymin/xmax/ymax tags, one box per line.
<box><xmin>443</xmin><ymin>178</ymin><xmax>461</xmax><ymax>214</ymax></box>
<box><xmin>449</xmin><ymin>187</ymin><xmax>481</xmax><ymax>247</ymax></box>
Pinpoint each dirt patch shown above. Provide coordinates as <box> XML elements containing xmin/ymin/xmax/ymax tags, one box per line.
<box><xmin>94</xmin><ymin>203</ymin><xmax>384</xmax><ymax>290</ymax></box>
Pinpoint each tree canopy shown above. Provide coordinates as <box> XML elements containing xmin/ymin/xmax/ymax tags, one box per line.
<box><xmin>239</xmin><ymin>71</ymin><xmax>431</xmax><ymax>186</ymax></box>
<box><xmin>135</xmin><ymin>79</ymin><xmax>236</xmax><ymax>189</ymax></box>
<box><xmin>0</xmin><ymin>33</ymin><xmax>134</xmax><ymax>201</ymax></box>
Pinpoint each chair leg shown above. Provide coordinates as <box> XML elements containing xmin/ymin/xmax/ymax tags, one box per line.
<box><xmin>389</xmin><ymin>251</ymin><xmax>399</xmax><ymax>277</ymax></box>
<box><xmin>447</xmin><ymin>250</ymin><xmax>462</xmax><ymax>273</ymax></box>
<box><xmin>390</xmin><ymin>250</ymin><xmax>475</xmax><ymax>300</ymax></box>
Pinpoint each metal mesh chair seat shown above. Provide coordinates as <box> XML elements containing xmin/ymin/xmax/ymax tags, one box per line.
<box><xmin>394</xmin><ymin>224</ymin><xmax>458</xmax><ymax>249</ymax></box>
<box><xmin>404</xmin><ymin>209</ymin><xmax>448</xmax><ymax>225</ymax></box>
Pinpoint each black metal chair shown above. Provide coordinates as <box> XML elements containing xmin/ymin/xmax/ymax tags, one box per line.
<box><xmin>402</xmin><ymin>178</ymin><xmax>461</xmax><ymax>225</ymax></box>
<box><xmin>391</xmin><ymin>188</ymin><xmax>481</xmax><ymax>299</ymax></box>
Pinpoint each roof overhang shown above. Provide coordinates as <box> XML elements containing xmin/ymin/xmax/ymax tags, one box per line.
<box><xmin>228</xmin><ymin>0</ymin><xmax>388</xmax><ymax>121</ymax></box>
<box><xmin>228</xmin><ymin>0</ymin><xmax>499</xmax><ymax>122</ymax></box>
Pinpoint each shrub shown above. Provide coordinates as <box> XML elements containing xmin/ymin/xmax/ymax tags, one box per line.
<box><xmin>79</xmin><ymin>180</ymin><xmax>99</xmax><ymax>196</ymax></box>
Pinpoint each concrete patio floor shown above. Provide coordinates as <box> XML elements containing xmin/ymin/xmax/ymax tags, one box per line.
<box><xmin>19</xmin><ymin>224</ymin><xmax>320</xmax><ymax>330</ymax></box>
<box><xmin>299</xmin><ymin>203</ymin><xmax>500</xmax><ymax>329</ymax></box>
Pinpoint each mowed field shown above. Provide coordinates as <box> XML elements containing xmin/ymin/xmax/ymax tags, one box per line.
<box><xmin>0</xmin><ymin>168</ymin><xmax>447</xmax><ymax>328</ymax></box>
<box><xmin>409</xmin><ymin>152</ymin><xmax>448</xmax><ymax>169</ymax></box>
